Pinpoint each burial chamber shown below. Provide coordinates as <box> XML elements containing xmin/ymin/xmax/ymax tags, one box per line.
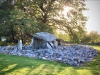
<box><xmin>30</xmin><ymin>32</ymin><xmax>58</xmax><ymax>49</ymax></box>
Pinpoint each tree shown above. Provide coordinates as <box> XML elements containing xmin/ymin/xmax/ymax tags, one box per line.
<box><xmin>0</xmin><ymin>0</ymin><xmax>88</xmax><ymax>44</ymax></box>
<box><xmin>51</xmin><ymin>0</ymin><xmax>87</xmax><ymax>43</ymax></box>
<box><xmin>81</xmin><ymin>34</ymin><xmax>91</xmax><ymax>43</ymax></box>
<box><xmin>81</xmin><ymin>31</ymin><xmax>100</xmax><ymax>44</ymax></box>
<box><xmin>0</xmin><ymin>0</ymin><xmax>14</xmax><ymax>40</ymax></box>
<box><xmin>21</xmin><ymin>0</ymin><xmax>87</xmax><ymax>43</ymax></box>
<box><xmin>89</xmin><ymin>31</ymin><xmax>100</xmax><ymax>43</ymax></box>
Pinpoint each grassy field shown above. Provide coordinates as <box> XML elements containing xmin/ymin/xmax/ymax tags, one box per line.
<box><xmin>0</xmin><ymin>45</ymin><xmax>100</xmax><ymax>75</ymax></box>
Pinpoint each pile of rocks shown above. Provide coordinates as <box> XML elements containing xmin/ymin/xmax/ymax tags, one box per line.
<box><xmin>0</xmin><ymin>45</ymin><xmax>98</xmax><ymax>66</ymax></box>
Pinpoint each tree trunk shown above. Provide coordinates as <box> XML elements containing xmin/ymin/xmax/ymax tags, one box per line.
<box><xmin>11</xmin><ymin>27</ymin><xmax>16</xmax><ymax>42</ymax></box>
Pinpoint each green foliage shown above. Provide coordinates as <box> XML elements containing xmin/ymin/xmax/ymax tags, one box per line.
<box><xmin>0</xmin><ymin>0</ymin><xmax>88</xmax><ymax>44</ymax></box>
<box><xmin>0</xmin><ymin>41</ymin><xmax>8</xmax><ymax>46</ymax></box>
<box><xmin>81</xmin><ymin>31</ymin><xmax>100</xmax><ymax>43</ymax></box>
<box><xmin>89</xmin><ymin>31</ymin><xmax>100</xmax><ymax>43</ymax></box>
<box><xmin>54</xmin><ymin>30</ymin><xmax>70</xmax><ymax>41</ymax></box>
<box><xmin>81</xmin><ymin>35</ymin><xmax>91</xmax><ymax>43</ymax></box>
<box><xmin>66</xmin><ymin>0</ymin><xmax>87</xmax><ymax>43</ymax></box>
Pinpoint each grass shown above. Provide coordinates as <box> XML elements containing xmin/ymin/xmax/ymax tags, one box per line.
<box><xmin>0</xmin><ymin>45</ymin><xmax>100</xmax><ymax>75</ymax></box>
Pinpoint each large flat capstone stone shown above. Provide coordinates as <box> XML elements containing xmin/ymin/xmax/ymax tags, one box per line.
<box><xmin>33</xmin><ymin>32</ymin><xmax>56</xmax><ymax>41</ymax></box>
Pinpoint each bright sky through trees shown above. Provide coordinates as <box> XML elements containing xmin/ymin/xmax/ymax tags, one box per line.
<box><xmin>62</xmin><ymin>6</ymin><xmax>74</xmax><ymax>21</ymax></box>
<box><xmin>84</xmin><ymin>0</ymin><xmax>100</xmax><ymax>33</ymax></box>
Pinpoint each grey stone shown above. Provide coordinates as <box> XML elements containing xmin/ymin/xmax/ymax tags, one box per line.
<box><xmin>0</xmin><ymin>45</ymin><xmax>98</xmax><ymax>66</ymax></box>
<box><xmin>42</xmin><ymin>57</ymin><xmax>47</xmax><ymax>60</ymax></box>
<box><xmin>18</xmin><ymin>40</ymin><xmax>22</xmax><ymax>50</ymax></box>
<box><xmin>47</xmin><ymin>43</ymin><xmax>52</xmax><ymax>49</ymax></box>
<box><xmin>34</xmin><ymin>32</ymin><xmax>56</xmax><ymax>41</ymax></box>
<box><xmin>30</xmin><ymin>32</ymin><xmax>57</xmax><ymax>49</ymax></box>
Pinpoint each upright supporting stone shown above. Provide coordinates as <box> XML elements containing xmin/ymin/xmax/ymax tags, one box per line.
<box><xmin>47</xmin><ymin>42</ymin><xmax>52</xmax><ymax>49</ymax></box>
<box><xmin>30</xmin><ymin>39</ymin><xmax>34</xmax><ymax>47</ymax></box>
<box><xmin>54</xmin><ymin>40</ymin><xmax>58</xmax><ymax>48</ymax></box>
<box><xmin>18</xmin><ymin>40</ymin><xmax>22</xmax><ymax>50</ymax></box>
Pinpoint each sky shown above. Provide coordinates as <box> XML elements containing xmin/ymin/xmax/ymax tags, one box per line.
<box><xmin>84</xmin><ymin>0</ymin><xmax>100</xmax><ymax>33</ymax></box>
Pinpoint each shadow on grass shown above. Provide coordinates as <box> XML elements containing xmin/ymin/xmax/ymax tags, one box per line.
<box><xmin>87</xmin><ymin>51</ymin><xmax>100</xmax><ymax>75</ymax></box>
<box><xmin>0</xmin><ymin>51</ymin><xmax>100</xmax><ymax>75</ymax></box>
<box><xmin>0</xmin><ymin>54</ymin><xmax>47</xmax><ymax>75</ymax></box>
<box><xmin>0</xmin><ymin>53</ymin><xmax>79</xmax><ymax>75</ymax></box>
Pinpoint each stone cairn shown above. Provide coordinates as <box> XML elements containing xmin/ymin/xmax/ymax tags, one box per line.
<box><xmin>0</xmin><ymin>32</ymin><xmax>98</xmax><ymax>66</ymax></box>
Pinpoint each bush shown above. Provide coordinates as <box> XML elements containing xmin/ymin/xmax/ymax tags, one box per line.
<box><xmin>0</xmin><ymin>41</ymin><xmax>8</xmax><ymax>46</ymax></box>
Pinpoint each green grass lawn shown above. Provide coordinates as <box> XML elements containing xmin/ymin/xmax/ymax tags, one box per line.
<box><xmin>0</xmin><ymin>45</ymin><xmax>100</xmax><ymax>75</ymax></box>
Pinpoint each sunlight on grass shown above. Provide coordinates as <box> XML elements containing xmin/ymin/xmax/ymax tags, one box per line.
<box><xmin>0</xmin><ymin>58</ymin><xmax>3</xmax><ymax>61</ymax></box>
<box><xmin>59</xmin><ymin>67</ymin><xmax>78</xmax><ymax>75</ymax></box>
<box><xmin>1</xmin><ymin>64</ymin><xmax>17</xmax><ymax>72</ymax></box>
<box><xmin>77</xmin><ymin>69</ymin><xmax>93</xmax><ymax>75</ymax></box>
<box><xmin>92</xmin><ymin>45</ymin><xmax>100</xmax><ymax>51</ymax></box>
<box><xmin>29</xmin><ymin>64</ymin><xmax>45</xmax><ymax>75</ymax></box>
<box><xmin>7</xmin><ymin>67</ymin><xmax>30</xmax><ymax>75</ymax></box>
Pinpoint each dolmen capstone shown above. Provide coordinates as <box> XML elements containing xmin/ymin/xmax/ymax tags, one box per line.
<box><xmin>30</xmin><ymin>32</ymin><xmax>57</xmax><ymax>49</ymax></box>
